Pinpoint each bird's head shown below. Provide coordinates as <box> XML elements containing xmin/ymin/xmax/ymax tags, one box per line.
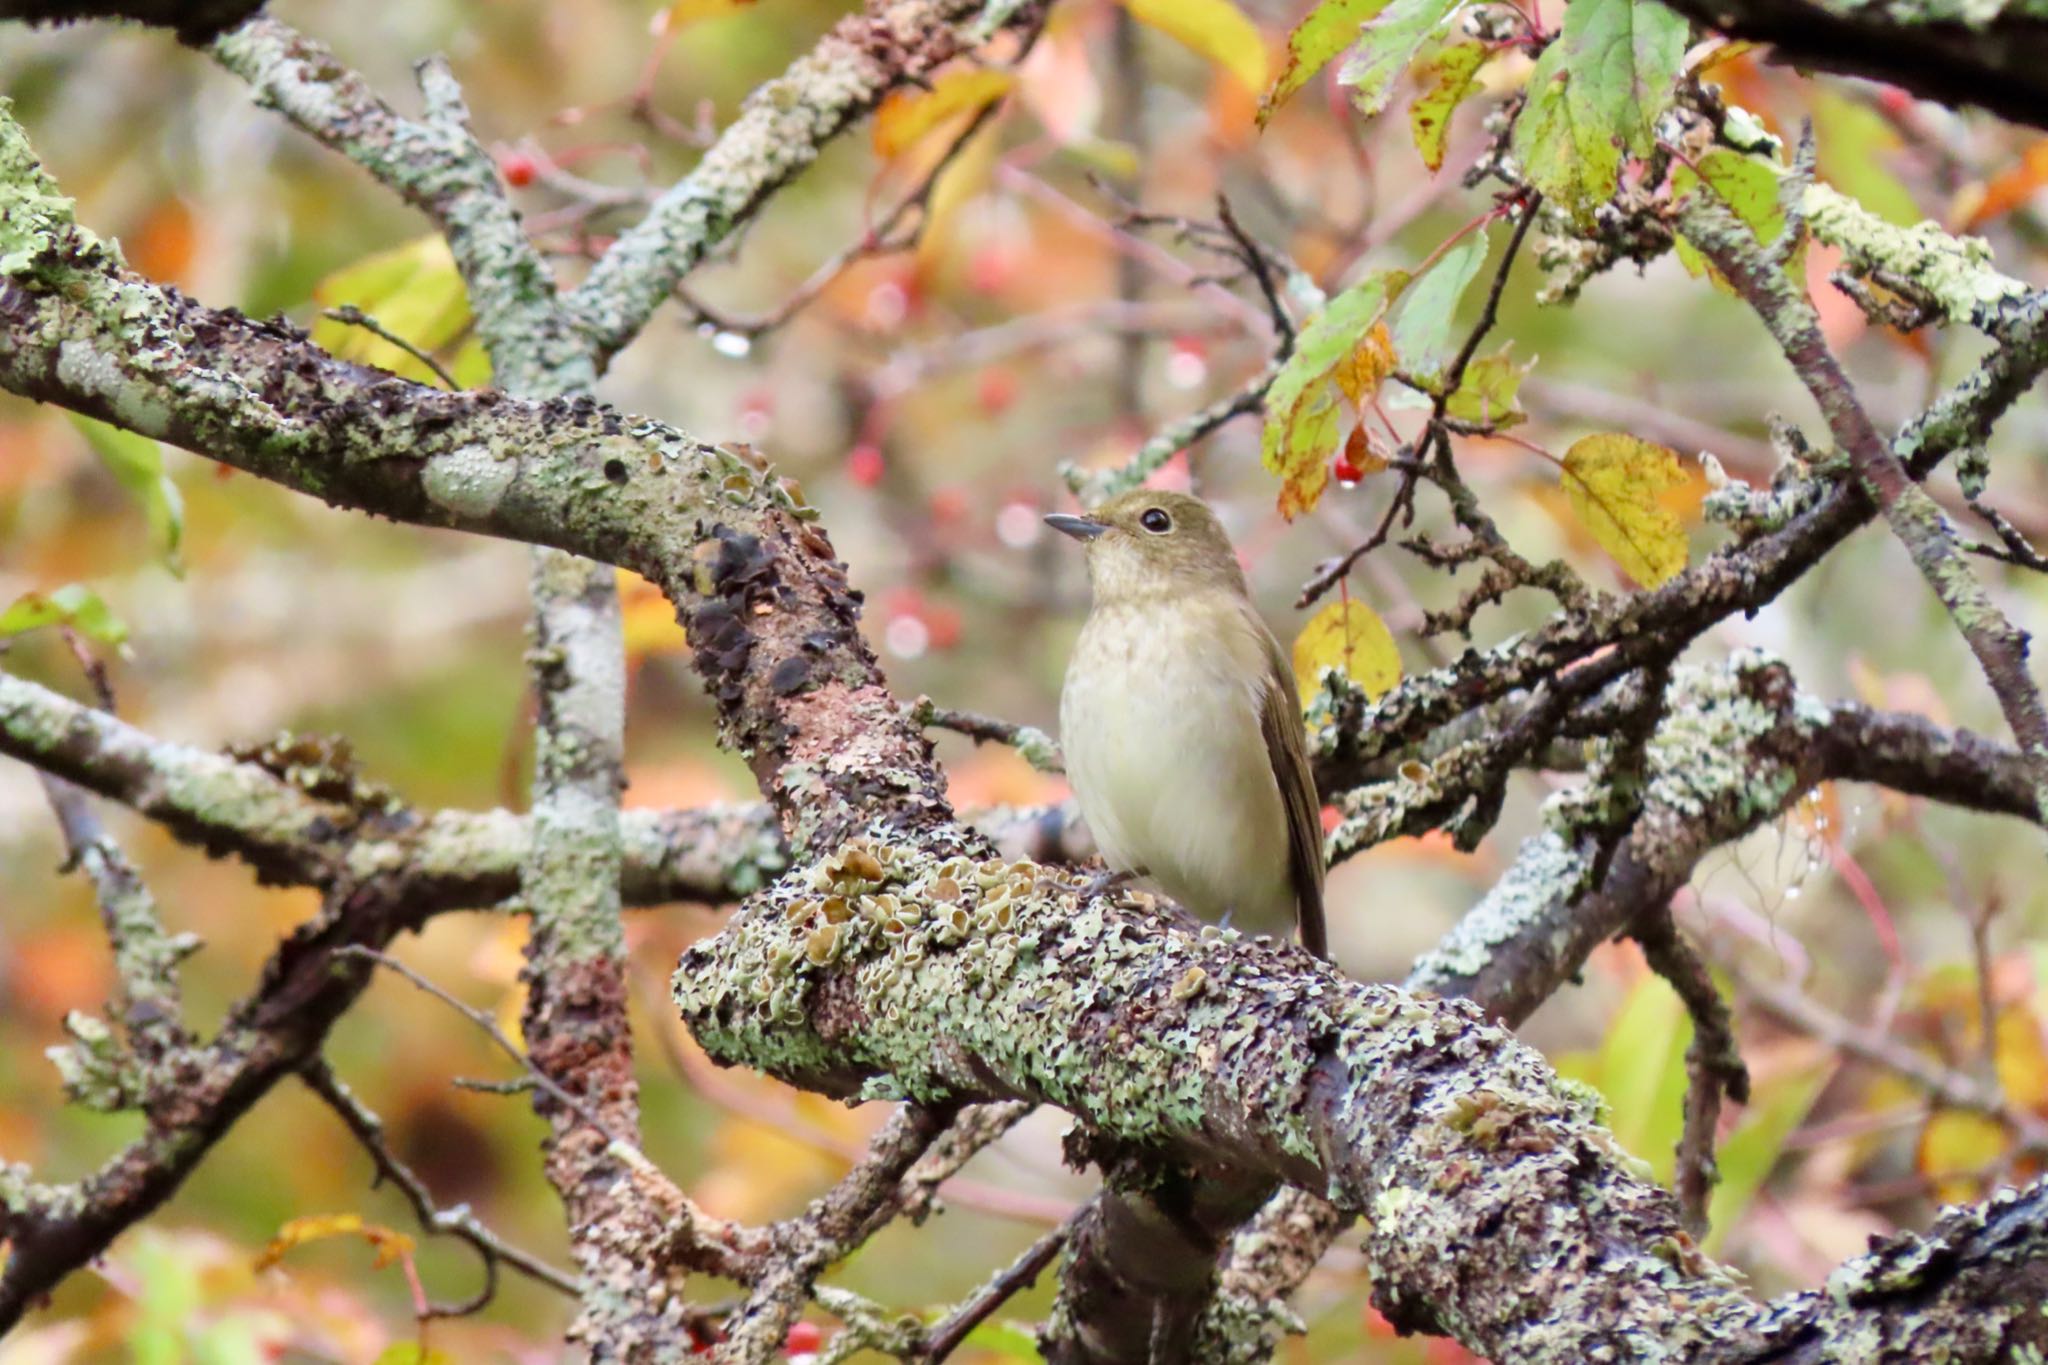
<box><xmin>1045</xmin><ymin>489</ymin><xmax>1248</xmax><ymax>603</ymax></box>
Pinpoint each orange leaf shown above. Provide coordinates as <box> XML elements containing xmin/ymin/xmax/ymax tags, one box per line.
<box><xmin>1961</xmin><ymin>138</ymin><xmax>2048</xmax><ymax>228</ymax></box>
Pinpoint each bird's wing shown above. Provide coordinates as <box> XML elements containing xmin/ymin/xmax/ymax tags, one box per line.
<box><xmin>1258</xmin><ymin>636</ymin><xmax>1328</xmax><ymax>958</ymax></box>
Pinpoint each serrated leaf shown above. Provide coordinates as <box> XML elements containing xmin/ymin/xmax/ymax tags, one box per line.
<box><xmin>1262</xmin><ymin>0</ymin><xmax>1391</xmax><ymax>124</ymax></box>
<box><xmin>1293</xmin><ymin>598</ymin><xmax>1401</xmax><ymax>705</ymax></box>
<box><xmin>255</xmin><ymin>1213</ymin><xmax>416</xmax><ymax>1273</ymax></box>
<box><xmin>1672</xmin><ymin>147</ymin><xmax>1789</xmax><ymax>284</ymax></box>
<box><xmin>1123</xmin><ymin>0</ymin><xmax>1268</xmax><ymax>95</ymax></box>
<box><xmin>1443</xmin><ymin>345</ymin><xmax>1531</xmax><ymax>426</ymax></box>
<box><xmin>0</xmin><ymin>584</ymin><xmax>128</xmax><ymax>647</ymax></box>
<box><xmin>1560</xmin><ymin>0</ymin><xmax>1690</xmax><ymax>158</ymax></box>
<box><xmin>1334</xmin><ymin>321</ymin><xmax>1397</xmax><ymax>404</ymax></box>
<box><xmin>1263</xmin><ymin>387</ymin><xmax>1343</xmax><ymax>519</ymax></box>
<box><xmin>1560</xmin><ymin>432</ymin><xmax>1689</xmax><ymax>587</ymax></box>
<box><xmin>1409</xmin><ymin>37</ymin><xmax>1487</xmax><ymax>171</ymax></box>
<box><xmin>311</xmin><ymin>236</ymin><xmax>473</xmax><ymax>387</ymax></box>
<box><xmin>1336</xmin><ymin>0</ymin><xmax>1458</xmax><ymax>119</ymax></box>
<box><xmin>873</xmin><ymin>69</ymin><xmax>1016</xmax><ymax>158</ymax></box>
<box><xmin>1511</xmin><ymin>43</ymin><xmax>1620</xmax><ymax>221</ymax></box>
<box><xmin>69</xmin><ymin>415</ymin><xmax>183</xmax><ymax>574</ymax></box>
<box><xmin>1389</xmin><ymin>225</ymin><xmax>1488</xmax><ymax>389</ymax></box>
<box><xmin>1262</xmin><ymin>269</ymin><xmax>1407</xmax><ymax>518</ymax></box>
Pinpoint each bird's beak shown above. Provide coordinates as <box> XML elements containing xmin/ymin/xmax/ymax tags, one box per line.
<box><xmin>1044</xmin><ymin>513</ymin><xmax>1109</xmax><ymax>542</ymax></box>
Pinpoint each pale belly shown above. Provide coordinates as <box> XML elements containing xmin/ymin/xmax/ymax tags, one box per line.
<box><xmin>1060</xmin><ymin>610</ymin><xmax>1295</xmax><ymax>936</ymax></box>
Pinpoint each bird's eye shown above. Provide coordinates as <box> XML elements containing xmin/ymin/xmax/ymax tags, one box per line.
<box><xmin>1139</xmin><ymin>508</ymin><xmax>1172</xmax><ymax>534</ymax></box>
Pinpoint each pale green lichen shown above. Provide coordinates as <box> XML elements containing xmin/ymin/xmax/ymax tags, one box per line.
<box><xmin>1802</xmin><ymin>182</ymin><xmax>2031</xmax><ymax>332</ymax></box>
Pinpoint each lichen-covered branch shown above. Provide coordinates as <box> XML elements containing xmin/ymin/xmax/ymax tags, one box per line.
<box><xmin>1656</xmin><ymin>0</ymin><xmax>2048</xmax><ymax>133</ymax></box>
<box><xmin>1684</xmin><ymin>197</ymin><xmax>2048</xmax><ymax>822</ymax></box>
<box><xmin>563</xmin><ymin>0</ymin><xmax>1046</xmax><ymax>364</ymax></box>
<box><xmin>672</xmin><ymin>835</ymin><xmax>2048</xmax><ymax>1360</ymax></box>
<box><xmin>36</xmin><ymin>773</ymin><xmax>193</xmax><ymax>1069</ymax></box>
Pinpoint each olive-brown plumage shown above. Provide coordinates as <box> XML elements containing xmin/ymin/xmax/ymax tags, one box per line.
<box><xmin>1046</xmin><ymin>490</ymin><xmax>1327</xmax><ymax>957</ymax></box>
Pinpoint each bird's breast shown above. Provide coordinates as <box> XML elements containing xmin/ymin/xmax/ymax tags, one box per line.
<box><xmin>1059</xmin><ymin>598</ymin><xmax>1293</xmax><ymax>932</ymax></box>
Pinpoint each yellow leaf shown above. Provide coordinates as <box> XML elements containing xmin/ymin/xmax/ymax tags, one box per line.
<box><xmin>1292</xmin><ymin>598</ymin><xmax>1400</xmax><ymax>705</ymax></box>
<box><xmin>1123</xmin><ymin>0</ymin><xmax>1269</xmax><ymax>95</ymax></box>
<box><xmin>618</xmin><ymin>568</ymin><xmax>687</xmax><ymax>661</ymax></box>
<box><xmin>311</xmin><ymin>235</ymin><xmax>473</xmax><ymax>387</ymax></box>
<box><xmin>1560</xmin><ymin>432</ymin><xmax>1690</xmax><ymax>588</ymax></box>
<box><xmin>873</xmin><ymin>69</ymin><xmax>1015</xmax><ymax>158</ymax></box>
<box><xmin>1917</xmin><ymin>1110</ymin><xmax>2009</xmax><ymax>1204</ymax></box>
<box><xmin>658</xmin><ymin>0</ymin><xmax>755</xmax><ymax>30</ymax></box>
<box><xmin>918</xmin><ymin>120</ymin><xmax>1002</xmax><ymax>272</ymax></box>
<box><xmin>1333</xmin><ymin>321</ymin><xmax>1396</xmax><ymax>404</ymax></box>
<box><xmin>256</xmin><ymin>1214</ymin><xmax>416</xmax><ymax>1273</ymax></box>
<box><xmin>1996</xmin><ymin>1005</ymin><xmax>2048</xmax><ymax>1112</ymax></box>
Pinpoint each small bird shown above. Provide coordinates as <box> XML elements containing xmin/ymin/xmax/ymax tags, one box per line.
<box><xmin>1046</xmin><ymin>490</ymin><xmax>1327</xmax><ymax>957</ymax></box>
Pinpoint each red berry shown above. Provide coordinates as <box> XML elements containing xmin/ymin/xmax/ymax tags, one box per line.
<box><xmin>499</xmin><ymin>151</ymin><xmax>537</xmax><ymax>188</ymax></box>
<box><xmin>1333</xmin><ymin>451</ymin><xmax>1364</xmax><ymax>484</ymax></box>
<box><xmin>923</xmin><ymin>603</ymin><xmax>963</xmax><ymax>651</ymax></box>
<box><xmin>966</xmin><ymin>244</ymin><xmax>1013</xmax><ymax>294</ymax></box>
<box><xmin>1876</xmin><ymin>86</ymin><xmax>1913</xmax><ymax>117</ymax></box>
<box><xmin>977</xmin><ymin>368</ymin><xmax>1018</xmax><ymax>416</ymax></box>
<box><xmin>847</xmin><ymin>443</ymin><xmax>885</xmax><ymax>487</ymax></box>
<box><xmin>784</xmin><ymin>1321</ymin><xmax>823</xmax><ymax>1354</ymax></box>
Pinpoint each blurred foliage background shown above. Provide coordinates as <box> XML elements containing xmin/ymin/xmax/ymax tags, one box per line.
<box><xmin>3</xmin><ymin>0</ymin><xmax>2048</xmax><ymax>1359</ymax></box>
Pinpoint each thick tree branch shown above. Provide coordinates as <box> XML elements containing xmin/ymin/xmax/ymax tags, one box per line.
<box><xmin>672</xmin><ymin>832</ymin><xmax>2048</xmax><ymax>1360</ymax></box>
<box><xmin>1659</xmin><ymin>0</ymin><xmax>2048</xmax><ymax>134</ymax></box>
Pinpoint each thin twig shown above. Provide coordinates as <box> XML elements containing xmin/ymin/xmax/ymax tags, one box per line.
<box><xmin>909</xmin><ymin>698</ymin><xmax>1061</xmax><ymax>773</ymax></box>
<box><xmin>1739</xmin><ymin>970</ymin><xmax>2048</xmax><ymax>1156</ymax></box>
<box><xmin>1638</xmin><ymin>909</ymin><xmax>1750</xmax><ymax>1234</ymax></box>
<box><xmin>322</xmin><ymin>305</ymin><xmax>460</xmax><ymax>389</ymax></box>
<box><xmin>915</xmin><ymin>1215</ymin><xmax>1074</xmax><ymax>1362</ymax></box>
<box><xmin>300</xmin><ymin>1058</ymin><xmax>583</xmax><ymax>1312</ymax></box>
<box><xmin>334</xmin><ymin>945</ymin><xmax>632</xmax><ymax>1154</ymax></box>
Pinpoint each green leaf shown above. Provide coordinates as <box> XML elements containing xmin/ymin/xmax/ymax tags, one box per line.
<box><xmin>1704</xmin><ymin>1067</ymin><xmax>1825</xmax><ymax>1257</ymax></box>
<box><xmin>1560</xmin><ymin>431</ymin><xmax>1690</xmax><ymax>588</ymax></box>
<box><xmin>1262</xmin><ymin>0</ymin><xmax>1393</xmax><ymax>125</ymax></box>
<box><xmin>1512</xmin><ymin>0</ymin><xmax>1688</xmax><ymax>219</ymax></box>
<box><xmin>1409</xmin><ymin>37</ymin><xmax>1487</xmax><ymax>171</ymax></box>
<box><xmin>310</xmin><ymin>235</ymin><xmax>474</xmax><ymax>386</ymax></box>
<box><xmin>1560</xmin><ymin>0</ymin><xmax>1690</xmax><ymax>158</ymax></box>
<box><xmin>69</xmin><ymin>415</ymin><xmax>183</xmax><ymax>574</ymax></box>
<box><xmin>0</xmin><ymin>583</ymin><xmax>129</xmax><ymax>647</ymax></box>
<box><xmin>1390</xmin><ymin>225</ymin><xmax>1489</xmax><ymax>389</ymax></box>
<box><xmin>961</xmin><ymin>1318</ymin><xmax>1044</xmax><ymax>1360</ymax></box>
<box><xmin>1553</xmin><ymin>972</ymin><xmax>1690</xmax><ymax>1178</ymax></box>
<box><xmin>1336</xmin><ymin>0</ymin><xmax>1459</xmax><ymax>119</ymax></box>
<box><xmin>1511</xmin><ymin>43</ymin><xmax>1621</xmax><ymax>221</ymax></box>
<box><xmin>1672</xmin><ymin>147</ymin><xmax>1790</xmax><ymax>282</ymax></box>
<box><xmin>1810</xmin><ymin>86</ymin><xmax>1921</xmax><ymax>229</ymax></box>
<box><xmin>1262</xmin><ymin>269</ymin><xmax>1408</xmax><ymax>518</ymax></box>
<box><xmin>1443</xmin><ymin>344</ymin><xmax>1531</xmax><ymax>426</ymax></box>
